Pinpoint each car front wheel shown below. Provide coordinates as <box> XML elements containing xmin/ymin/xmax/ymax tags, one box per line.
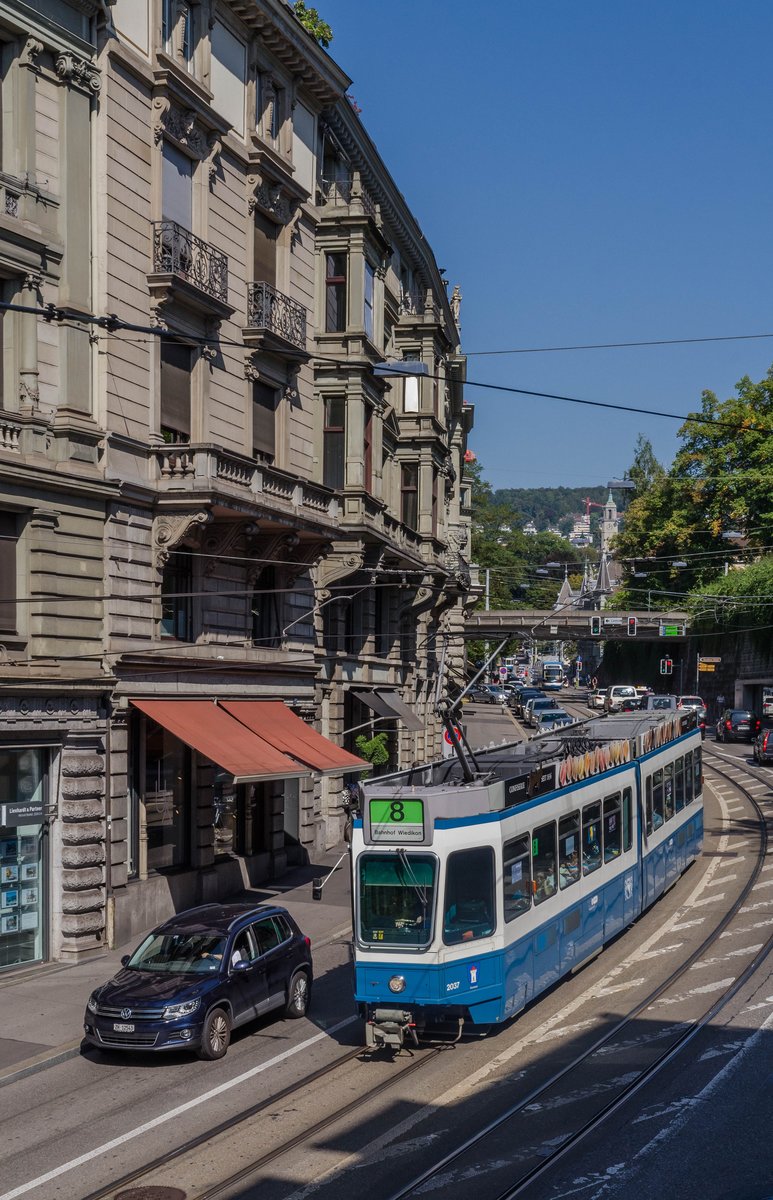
<box><xmin>285</xmin><ymin>970</ymin><xmax>311</xmax><ymax>1019</ymax></box>
<box><xmin>197</xmin><ymin>1007</ymin><xmax>231</xmax><ymax>1060</ymax></box>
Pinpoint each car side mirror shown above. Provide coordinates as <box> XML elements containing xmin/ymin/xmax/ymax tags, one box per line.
<box><xmin>120</xmin><ymin>955</ymin><xmax>130</xmax><ymax>967</ymax></box>
<box><xmin>232</xmin><ymin>959</ymin><xmax>250</xmax><ymax>972</ymax></box>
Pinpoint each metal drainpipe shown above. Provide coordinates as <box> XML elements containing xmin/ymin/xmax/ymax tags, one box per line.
<box><xmin>104</xmin><ymin>699</ymin><xmax>113</xmax><ymax>947</ymax></box>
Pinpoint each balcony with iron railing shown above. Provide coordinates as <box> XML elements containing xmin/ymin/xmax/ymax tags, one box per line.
<box><xmin>245</xmin><ymin>281</ymin><xmax>308</xmax><ymax>359</ymax></box>
<box><xmin>150</xmin><ymin>220</ymin><xmax>231</xmax><ymax>316</ymax></box>
<box><xmin>318</xmin><ymin>174</ymin><xmax>377</xmax><ymax>219</ymax></box>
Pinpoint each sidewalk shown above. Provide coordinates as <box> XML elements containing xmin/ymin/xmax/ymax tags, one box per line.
<box><xmin>0</xmin><ymin>845</ymin><xmax>352</xmax><ymax>1086</ymax></box>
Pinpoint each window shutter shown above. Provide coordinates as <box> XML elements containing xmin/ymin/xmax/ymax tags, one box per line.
<box><xmin>0</xmin><ymin>512</ymin><xmax>17</xmax><ymax>633</ymax></box>
<box><xmin>252</xmin><ymin>382</ymin><xmax>276</xmax><ymax>460</ymax></box>
<box><xmin>253</xmin><ymin>212</ymin><xmax>277</xmax><ymax>286</ymax></box>
<box><xmin>160</xmin><ymin>344</ymin><xmax>192</xmax><ymax>439</ymax></box>
<box><xmin>162</xmin><ymin>142</ymin><xmax>193</xmax><ymax>230</ymax></box>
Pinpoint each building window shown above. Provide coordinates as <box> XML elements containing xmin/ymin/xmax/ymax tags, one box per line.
<box><xmin>160</xmin><ymin>342</ymin><xmax>192</xmax><ymax>443</ymax></box>
<box><xmin>252</xmin><ymin>381</ymin><xmax>276</xmax><ymax>462</ymax></box>
<box><xmin>364</xmin><ymin>260</ymin><xmax>375</xmax><ymax>340</ymax></box>
<box><xmin>363</xmin><ymin>404</ymin><xmax>373</xmax><ymax>494</ymax></box>
<box><xmin>143</xmin><ymin>720</ymin><xmax>190</xmax><ymax>871</ymax></box>
<box><xmin>161</xmin><ymin>550</ymin><xmax>193</xmax><ymax>640</ymax></box>
<box><xmin>0</xmin><ymin>512</ymin><xmax>17</xmax><ymax>634</ymax></box>
<box><xmin>162</xmin><ymin>140</ymin><xmax>193</xmax><ymax>230</ymax></box>
<box><xmin>0</xmin><ymin>749</ymin><xmax>47</xmax><ymax>970</ymax></box>
<box><xmin>323</xmin><ymin>396</ymin><xmax>345</xmax><ymax>489</ymax></box>
<box><xmin>375</xmin><ymin>586</ymin><xmax>391</xmax><ymax>658</ymax></box>
<box><xmin>252</xmin><ymin>566</ymin><xmax>281</xmax><ymax>647</ymax></box>
<box><xmin>253</xmin><ymin>210</ymin><xmax>278</xmax><ymax>287</ymax></box>
<box><xmin>431</xmin><ymin>468</ymin><xmax>439</xmax><ymax>535</ymax></box>
<box><xmin>401</xmin><ymin>462</ymin><xmax>418</xmax><ymax>530</ymax></box>
<box><xmin>325</xmin><ymin>253</ymin><xmax>347</xmax><ymax>332</ymax></box>
<box><xmin>162</xmin><ymin>0</ymin><xmax>175</xmax><ymax>50</ymax></box>
<box><xmin>210</xmin><ymin>19</ymin><xmax>246</xmax><ymax>136</ymax></box>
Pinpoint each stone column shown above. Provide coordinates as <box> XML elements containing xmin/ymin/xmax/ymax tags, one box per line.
<box><xmin>59</xmin><ymin>738</ymin><xmax>106</xmax><ymax>961</ymax></box>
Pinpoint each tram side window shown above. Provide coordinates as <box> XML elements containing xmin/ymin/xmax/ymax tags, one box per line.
<box><xmin>674</xmin><ymin>757</ymin><xmax>685</xmax><ymax>812</ymax></box>
<box><xmin>532</xmin><ymin>821</ymin><xmax>557</xmax><ymax>903</ymax></box>
<box><xmin>652</xmin><ymin>769</ymin><xmax>664</xmax><ymax>830</ymax></box>
<box><xmin>645</xmin><ymin>777</ymin><xmax>653</xmax><ymax>837</ymax></box>
<box><xmin>663</xmin><ymin>763</ymin><xmax>674</xmax><ymax>822</ymax></box>
<box><xmin>623</xmin><ymin>787</ymin><xmax>633</xmax><ymax>851</ymax></box>
<box><xmin>693</xmin><ymin>746</ymin><xmax>702</xmax><ymax>797</ymax></box>
<box><xmin>685</xmin><ymin>750</ymin><xmax>694</xmax><ymax>804</ymax></box>
<box><xmin>503</xmin><ymin>835</ymin><xmax>531</xmax><ymax>921</ymax></box>
<box><xmin>582</xmin><ymin>802</ymin><xmax>602</xmax><ymax>874</ymax></box>
<box><xmin>443</xmin><ymin>847</ymin><xmax>495</xmax><ymax>945</ymax></box>
<box><xmin>558</xmin><ymin>812</ymin><xmax>580</xmax><ymax>889</ymax></box>
<box><xmin>603</xmin><ymin>793</ymin><xmax>621</xmax><ymax>861</ymax></box>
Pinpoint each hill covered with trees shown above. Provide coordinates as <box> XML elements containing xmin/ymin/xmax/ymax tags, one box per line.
<box><xmin>492</xmin><ymin>485</ymin><xmax>608</xmax><ymax>535</ymax></box>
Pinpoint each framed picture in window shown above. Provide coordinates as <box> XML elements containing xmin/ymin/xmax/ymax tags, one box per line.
<box><xmin>1</xmin><ymin>887</ymin><xmax>19</xmax><ymax>910</ymax></box>
<box><xmin>1</xmin><ymin>913</ymin><xmax>19</xmax><ymax>934</ymax></box>
<box><xmin>21</xmin><ymin>887</ymin><xmax>37</xmax><ymax>907</ymax></box>
<box><xmin>20</xmin><ymin>863</ymin><xmax>37</xmax><ymax>882</ymax></box>
<box><xmin>20</xmin><ymin>910</ymin><xmax>38</xmax><ymax>931</ymax></box>
<box><xmin>19</xmin><ymin>836</ymin><xmax>37</xmax><ymax>857</ymax></box>
<box><xmin>0</xmin><ymin>838</ymin><xmax>17</xmax><ymax>859</ymax></box>
<box><xmin>1</xmin><ymin>864</ymin><xmax>19</xmax><ymax>884</ymax></box>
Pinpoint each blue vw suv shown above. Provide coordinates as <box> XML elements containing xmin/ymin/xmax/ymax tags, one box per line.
<box><xmin>84</xmin><ymin>903</ymin><xmax>313</xmax><ymax>1059</ymax></box>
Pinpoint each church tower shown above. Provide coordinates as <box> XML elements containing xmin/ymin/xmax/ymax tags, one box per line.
<box><xmin>600</xmin><ymin>491</ymin><xmax>618</xmax><ymax>554</ymax></box>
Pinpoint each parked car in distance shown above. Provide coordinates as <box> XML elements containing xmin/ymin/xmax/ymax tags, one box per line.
<box><xmin>644</xmin><ymin>694</ymin><xmax>678</xmax><ymax>711</ymax></box>
<box><xmin>678</xmin><ymin>695</ymin><xmax>707</xmax><ymax>738</ymax></box>
<box><xmin>483</xmin><ymin>684</ymin><xmax>509</xmax><ymax>705</ymax></box>
<box><xmin>524</xmin><ymin>696</ymin><xmax>560</xmax><ymax>726</ymax></box>
<box><xmin>466</xmin><ymin>684</ymin><xmax>500</xmax><ymax>705</ymax></box>
<box><xmin>604</xmin><ymin>685</ymin><xmax>638</xmax><ymax>713</ymax></box>
<box><xmin>83</xmin><ymin>903</ymin><xmax>313</xmax><ymax>1059</ymax></box>
<box><xmin>532</xmin><ymin>708</ymin><xmax>575</xmax><ymax>734</ymax></box>
<box><xmin>620</xmin><ymin>695</ymin><xmax>643</xmax><ymax>712</ymax></box>
<box><xmin>715</xmin><ymin>708</ymin><xmax>760</xmax><ymax>744</ymax></box>
<box><xmin>753</xmin><ymin>726</ymin><xmax>773</xmax><ymax>765</ymax></box>
<box><xmin>588</xmin><ymin>687</ymin><xmax>607</xmax><ymax>710</ymax></box>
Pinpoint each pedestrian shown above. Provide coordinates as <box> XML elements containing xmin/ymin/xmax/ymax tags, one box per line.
<box><xmin>716</xmin><ymin>692</ymin><xmax>726</xmax><ymax>719</ymax></box>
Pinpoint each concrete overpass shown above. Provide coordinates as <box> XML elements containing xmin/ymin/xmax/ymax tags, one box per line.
<box><xmin>463</xmin><ymin>609</ymin><xmax>690</xmax><ymax>642</ymax></box>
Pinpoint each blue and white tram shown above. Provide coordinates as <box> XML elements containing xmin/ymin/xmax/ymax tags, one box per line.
<box><xmin>352</xmin><ymin>710</ymin><xmax>703</xmax><ymax>1049</ymax></box>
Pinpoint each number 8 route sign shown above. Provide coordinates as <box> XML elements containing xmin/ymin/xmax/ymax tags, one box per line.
<box><xmin>369</xmin><ymin>797</ymin><xmax>425</xmax><ymax>843</ymax></box>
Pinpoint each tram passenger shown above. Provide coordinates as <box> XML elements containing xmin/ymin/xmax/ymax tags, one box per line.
<box><xmin>533</xmin><ymin>856</ymin><xmax>556</xmax><ymax>902</ymax></box>
<box><xmin>560</xmin><ymin>849</ymin><xmax>580</xmax><ymax>887</ymax></box>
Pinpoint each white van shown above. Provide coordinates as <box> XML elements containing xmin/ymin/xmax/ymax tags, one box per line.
<box><xmin>604</xmin><ymin>685</ymin><xmax>638</xmax><ymax>713</ymax></box>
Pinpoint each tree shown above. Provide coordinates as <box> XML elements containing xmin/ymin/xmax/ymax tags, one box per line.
<box><xmin>613</xmin><ymin>370</ymin><xmax>773</xmax><ymax>609</ymax></box>
<box><xmin>627</xmin><ymin>434</ymin><xmax>665</xmax><ymax>495</ymax></box>
<box><xmin>293</xmin><ymin>2</ymin><xmax>333</xmax><ymax>47</ymax></box>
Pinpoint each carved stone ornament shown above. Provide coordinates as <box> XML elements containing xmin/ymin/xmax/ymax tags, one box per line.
<box><xmin>154</xmin><ymin>510</ymin><xmax>212</xmax><ymax>570</ymax></box>
<box><xmin>18</xmin><ymin>379</ymin><xmax>41</xmax><ymax>409</ymax></box>
<box><xmin>244</xmin><ymin>359</ymin><xmax>261</xmax><ymax>383</ymax></box>
<box><xmin>202</xmin><ymin>522</ymin><xmax>249</xmax><ymax>577</ymax></box>
<box><xmin>207</xmin><ymin>132</ymin><xmax>222</xmax><ymax>186</ymax></box>
<box><xmin>150</xmin><ymin>305</ymin><xmax>169</xmax><ymax>331</ymax></box>
<box><xmin>55</xmin><ymin>52</ymin><xmax>102</xmax><ymax>94</ymax></box>
<box><xmin>21</xmin><ymin>38</ymin><xmax>45</xmax><ymax>69</ymax></box>
<box><xmin>154</xmin><ymin>100</ymin><xmax>207</xmax><ymax>158</ymax></box>
<box><xmin>247</xmin><ymin>175</ymin><xmax>290</xmax><ymax>223</ymax></box>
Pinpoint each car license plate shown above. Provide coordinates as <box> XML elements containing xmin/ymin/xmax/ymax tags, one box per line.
<box><xmin>738</xmin><ymin>723</ymin><xmax>749</xmax><ymax>730</ymax></box>
<box><xmin>113</xmin><ymin>1022</ymin><xmax>135</xmax><ymax>1032</ymax></box>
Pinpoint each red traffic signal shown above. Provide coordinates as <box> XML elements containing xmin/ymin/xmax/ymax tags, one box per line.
<box><xmin>627</xmin><ymin>616</ymin><xmax>637</xmax><ymax>636</ymax></box>
<box><xmin>659</xmin><ymin>658</ymin><xmax>673</xmax><ymax>675</ymax></box>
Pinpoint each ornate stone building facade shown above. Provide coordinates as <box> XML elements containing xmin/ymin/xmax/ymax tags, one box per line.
<box><xmin>0</xmin><ymin>0</ymin><xmax>473</xmax><ymax>968</ymax></box>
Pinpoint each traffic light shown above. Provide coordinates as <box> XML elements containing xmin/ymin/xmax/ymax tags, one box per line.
<box><xmin>660</xmin><ymin>658</ymin><xmax>673</xmax><ymax>675</ymax></box>
<box><xmin>627</xmin><ymin>616</ymin><xmax>637</xmax><ymax>637</ymax></box>
<box><xmin>590</xmin><ymin>615</ymin><xmax>601</xmax><ymax>636</ymax></box>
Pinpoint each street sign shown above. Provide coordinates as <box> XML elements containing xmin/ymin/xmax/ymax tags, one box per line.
<box><xmin>444</xmin><ymin>725</ymin><xmax>462</xmax><ymax>744</ymax></box>
<box><xmin>499</xmin><ymin>665</ymin><xmax>508</xmax><ymax>678</ymax></box>
<box><xmin>603</xmin><ymin>617</ymin><xmax>623</xmax><ymax>625</ymax></box>
<box><xmin>549</xmin><ymin>625</ymin><xmax>558</xmax><ymax>634</ymax></box>
<box><xmin>699</xmin><ymin>656</ymin><xmax>721</xmax><ymax>664</ymax></box>
<box><xmin>659</xmin><ymin>623</ymin><xmax>685</xmax><ymax>637</ymax></box>
<box><xmin>698</xmin><ymin>663</ymin><xmax>716</xmax><ymax>673</ymax></box>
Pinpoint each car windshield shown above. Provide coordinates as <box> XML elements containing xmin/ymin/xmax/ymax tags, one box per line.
<box><xmin>127</xmin><ymin>931</ymin><xmax>228</xmax><ymax>973</ymax></box>
<box><xmin>680</xmin><ymin>697</ymin><xmax>703</xmax><ymax>707</ymax></box>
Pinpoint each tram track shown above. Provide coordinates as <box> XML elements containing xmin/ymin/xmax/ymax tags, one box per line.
<box><xmin>53</xmin><ymin>745</ymin><xmax>773</xmax><ymax>1200</ymax></box>
<box><xmin>375</xmin><ymin>746</ymin><xmax>772</xmax><ymax>1200</ymax></box>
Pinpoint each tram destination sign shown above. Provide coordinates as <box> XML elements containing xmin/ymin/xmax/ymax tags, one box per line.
<box><xmin>368</xmin><ymin>797</ymin><xmax>425</xmax><ymax>843</ymax></box>
<box><xmin>659</xmin><ymin>623</ymin><xmax>686</xmax><ymax>637</ymax></box>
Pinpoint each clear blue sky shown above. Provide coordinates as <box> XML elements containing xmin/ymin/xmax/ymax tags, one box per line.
<box><xmin>317</xmin><ymin>0</ymin><xmax>773</xmax><ymax>489</ymax></box>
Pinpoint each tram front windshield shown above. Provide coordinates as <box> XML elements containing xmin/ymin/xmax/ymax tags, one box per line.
<box><xmin>358</xmin><ymin>854</ymin><xmax>436</xmax><ymax>946</ymax></box>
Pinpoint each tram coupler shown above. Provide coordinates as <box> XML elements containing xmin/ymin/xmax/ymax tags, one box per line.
<box><xmin>366</xmin><ymin>1008</ymin><xmax>418</xmax><ymax>1051</ymax></box>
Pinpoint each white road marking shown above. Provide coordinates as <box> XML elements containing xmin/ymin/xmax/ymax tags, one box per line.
<box><xmin>0</xmin><ymin>1016</ymin><xmax>358</xmax><ymax>1200</ymax></box>
<box><xmin>697</xmin><ymin>1039</ymin><xmax>746</xmax><ymax>1062</ymax></box>
<box><xmin>638</xmin><ymin>943</ymin><xmax>683</xmax><ymax>959</ymax></box>
<box><xmin>739</xmin><ymin>901</ymin><xmax>773</xmax><ymax>913</ymax></box>
<box><xmin>689</xmin><ymin>945</ymin><xmax>763</xmax><ymax>968</ymax></box>
<box><xmin>751</xmin><ymin>877</ymin><xmax>773</xmax><ymax>889</ymax></box>
<box><xmin>691</xmin><ymin>893</ymin><xmax>726</xmax><ymax>907</ymax></box>
<box><xmin>702</xmin><ymin>873</ymin><xmax>738</xmax><ymax>887</ymax></box>
<box><xmin>654</xmin><ymin>978</ymin><xmax>735</xmax><ymax>1005</ymax></box>
<box><xmin>671</xmin><ymin>918</ymin><xmax>706</xmax><ymax>931</ymax></box>
<box><xmin>720</xmin><ymin>920</ymin><xmax>772</xmax><ymax>937</ymax></box>
<box><xmin>587</xmin><ymin>1009</ymin><xmax>773</xmax><ymax>1199</ymax></box>
<box><xmin>539</xmin><ymin>1018</ymin><xmax>597</xmax><ymax>1043</ymax></box>
<box><xmin>594</xmin><ymin>979</ymin><xmax>647</xmax><ymax>997</ymax></box>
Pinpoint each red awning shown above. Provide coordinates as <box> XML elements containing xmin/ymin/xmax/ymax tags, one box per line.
<box><xmin>130</xmin><ymin>700</ymin><xmax>307</xmax><ymax>783</ymax></box>
<box><xmin>221</xmin><ymin>701</ymin><xmax>368</xmax><ymax>776</ymax></box>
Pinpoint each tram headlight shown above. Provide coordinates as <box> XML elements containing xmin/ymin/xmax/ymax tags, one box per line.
<box><xmin>388</xmin><ymin>975</ymin><xmax>406</xmax><ymax>994</ymax></box>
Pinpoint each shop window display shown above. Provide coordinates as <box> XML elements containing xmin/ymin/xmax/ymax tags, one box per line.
<box><xmin>0</xmin><ymin>749</ymin><xmax>46</xmax><ymax>970</ymax></box>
